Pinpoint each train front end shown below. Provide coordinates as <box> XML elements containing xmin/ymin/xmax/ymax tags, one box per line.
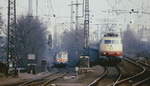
<box><xmin>99</xmin><ymin>33</ymin><xmax>123</xmax><ymax>66</ymax></box>
<box><xmin>100</xmin><ymin>37</ymin><xmax>123</xmax><ymax>57</ymax></box>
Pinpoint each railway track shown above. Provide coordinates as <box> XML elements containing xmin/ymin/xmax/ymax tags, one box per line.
<box><xmin>19</xmin><ymin>72</ymin><xmax>67</xmax><ymax>86</ymax></box>
<box><xmin>18</xmin><ymin>57</ymin><xmax>150</xmax><ymax>86</ymax></box>
<box><xmin>41</xmin><ymin>73</ymin><xmax>66</xmax><ymax>86</ymax></box>
<box><xmin>88</xmin><ymin>66</ymin><xmax>121</xmax><ymax>86</ymax></box>
<box><xmin>112</xmin><ymin>66</ymin><xmax>122</xmax><ymax>86</ymax></box>
<box><xmin>135</xmin><ymin>58</ymin><xmax>150</xmax><ymax>69</ymax></box>
<box><xmin>112</xmin><ymin>56</ymin><xmax>150</xmax><ymax>86</ymax></box>
<box><xmin>127</xmin><ymin>57</ymin><xmax>150</xmax><ymax>86</ymax></box>
<box><xmin>87</xmin><ymin>67</ymin><xmax>107</xmax><ymax>86</ymax></box>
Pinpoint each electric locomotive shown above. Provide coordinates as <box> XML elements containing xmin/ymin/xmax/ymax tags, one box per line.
<box><xmin>99</xmin><ymin>33</ymin><xmax>123</xmax><ymax>66</ymax></box>
<box><xmin>53</xmin><ymin>51</ymin><xmax>68</xmax><ymax>68</ymax></box>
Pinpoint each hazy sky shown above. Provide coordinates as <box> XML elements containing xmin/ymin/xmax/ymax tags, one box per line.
<box><xmin>1</xmin><ymin>0</ymin><xmax>150</xmax><ymax>26</ymax></box>
<box><xmin>1</xmin><ymin>0</ymin><xmax>150</xmax><ymax>41</ymax></box>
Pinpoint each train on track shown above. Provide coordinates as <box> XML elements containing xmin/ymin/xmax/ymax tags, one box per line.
<box><xmin>99</xmin><ymin>33</ymin><xmax>123</xmax><ymax>66</ymax></box>
<box><xmin>53</xmin><ymin>51</ymin><xmax>68</xmax><ymax>68</ymax></box>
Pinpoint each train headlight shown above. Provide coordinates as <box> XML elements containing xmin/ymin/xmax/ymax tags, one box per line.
<box><xmin>117</xmin><ymin>52</ymin><xmax>120</xmax><ymax>54</ymax></box>
<box><xmin>103</xmin><ymin>52</ymin><xmax>106</xmax><ymax>55</ymax></box>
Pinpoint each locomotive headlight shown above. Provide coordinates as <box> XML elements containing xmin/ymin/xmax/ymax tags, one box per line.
<box><xmin>103</xmin><ymin>52</ymin><xmax>106</xmax><ymax>55</ymax></box>
<box><xmin>116</xmin><ymin>52</ymin><xmax>120</xmax><ymax>55</ymax></box>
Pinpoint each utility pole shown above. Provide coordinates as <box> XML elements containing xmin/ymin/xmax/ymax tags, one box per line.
<box><xmin>82</xmin><ymin>0</ymin><xmax>85</xmax><ymax>17</ymax></box>
<box><xmin>36</xmin><ymin>0</ymin><xmax>38</xmax><ymax>17</ymax></box>
<box><xmin>7</xmin><ymin>0</ymin><xmax>18</xmax><ymax>76</ymax></box>
<box><xmin>0</xmin><ymin>8</ymin><xmax>3</xmax><ymax>35</ymax></box>
<box><xmin>75</xmin><ymin>0</ymin><xmax>79</xmax><ymax>30</ymax></box>
<box><xmin>82</xmin><ymin>0</ymin><xmax>90</xmax><ymax>69</ymax></box>
<box><xmin>28</xmin><ymin>0</ymin><xmax>33</xmax><ymax>16</ymax></box>
<box><xmin>83</xmin><ymin>0</ymin><xmax>89</xmax><ymax>54</ymax></box>
<box><xmin>74</xmin><ymin>0</ymin><xmax>82</xmax><ymax>30</ymax></box>
<box><xmin>78</xmin><ymin>0</ymin><xmax>90</xmax><ymax>74</ymax></box>
<box><xmin>69</xmin><ymin>1</ymin><xmax>74</xmax><ymax>30</ymax></box>
<box><xmin>69</xmin><ymin>0</ymin><xmax>82</xmax><ymax>30</ymax></box>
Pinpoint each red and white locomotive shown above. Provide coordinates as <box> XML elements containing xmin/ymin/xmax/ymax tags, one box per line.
<box><xmin>53</xmin><ymin>51</ymin><xmax>68</xmax><ymax>68</ymax></box>
<box><xmin>100</xmin><ymin>33</ymin><xmax>123</xmax><ymax>56</ymax></box>
<box><xmin>99</xmin><ymin>33</ymin><xmax>123</xmax><ymax>65</ymax></box>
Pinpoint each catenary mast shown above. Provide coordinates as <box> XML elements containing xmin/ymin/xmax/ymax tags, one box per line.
<box><xmin>7</xmin><ymin>0</ymin><xmax>17</xmax><ymax>76</ymax></box>
<box><xmin>83</xmin><ymin>0</ymin><xmax>89</xmax><ymax>55</ymax></box>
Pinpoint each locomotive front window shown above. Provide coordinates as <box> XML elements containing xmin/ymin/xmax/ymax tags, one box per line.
<box><xmin>112</xmin><ymin>40</ymin><xmax>119</xmax><ymax>44</ymax></box>
<box><xmin>104</xmin><ymin>40</ymin><xmax>111</xmax><ymax>44</ymax></box>
<box><xmin>104</xmin><ymin>40</ymin><xmax>120</xmax><ymax>44</ymax></box>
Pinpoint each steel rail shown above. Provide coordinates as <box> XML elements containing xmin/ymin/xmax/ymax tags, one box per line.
<box><xmin>41</xmin><ymin>73</ymin><xmax>67</xmax><ymax>86</ymax></box>
<box><xmin>87</xmin><ymin>67</ymin><xmax>108</xmax><ymax>86</ymax></box>
<box><xmin>112</xmin><ymin>57</ymin><xmax>146</xmax><ymax>86</ymax></box>
<box><xmin>112</xmin><ymin>66</ymin><xmax>122</xmax><ymax>86</ymax></box>
<box><xmin>128</xmin><ymin>57</ymin><xmax>150</xmax><ymax>86</ymax></box>
<box><xmin>19</xmin><ymin>72</ymin><xmax>59</xmax><ymax>86</ymax></box>
<box><xmin>136</xmin><ymin>60</ymin><xmax>150</xmax><ymax>68</ymax></box>
<box><xmin>132</xmin><ymin>77</ymin><xmax>150</xmax><ymax>86</ymax></box>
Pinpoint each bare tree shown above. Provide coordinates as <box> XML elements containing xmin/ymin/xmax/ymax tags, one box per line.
<box><xmin>61</xmin><ymin>29</ymin><xmax>84</xmax><ymax>66</ymax></box>
<box><xmin>0</xmin><ymin>12</ymin><xmax>3</xmax><ymax>31</ymax></box>
<box><xmin>123</xmin><ymin>26</ymin><xmax>139</xmax><ymax>56</ymax></box>
<box><xmin>15</xmin><ymin>16</ymin><xmax>47</xmax><ymax>67</ymax></box>
<box><xmin>123</xmin><ymin>25</ymin><xmax>150</xmax><ymax>57</ymax></box>
<box><xmin>0</xmin><ymin>13</ymin><xmax>6</xmax><ymax>61</ymax></box>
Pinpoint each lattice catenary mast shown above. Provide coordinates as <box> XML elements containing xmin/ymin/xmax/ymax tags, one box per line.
<box><xmin>83</xmin><ymin>0</ymin><xmax>89</xmax><ymax>54</ymax></box>
<box><xmin>7</xmin><ymin>0</ymin><xmax>18</xmax><ymax>75</ymax></box>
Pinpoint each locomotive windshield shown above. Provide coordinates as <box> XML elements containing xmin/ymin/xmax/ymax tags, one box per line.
<box><xmin>104</xmin><ymin>40</ymin><xmax>120</xmax><ymax>44</ymax></box>
<box><xmin>104</xmin><ymin>40</ymin><xmax>111</xmax><ymax>44</ymax></box>
<box><xmin>112</xmin><ymin>40</ymin><xmax>120</xmax><ymax>44</ymax></box>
